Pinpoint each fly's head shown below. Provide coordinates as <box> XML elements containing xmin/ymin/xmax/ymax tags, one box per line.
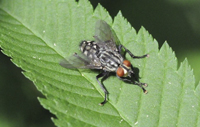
<box><xmin>116</xmin><ymin>60</ymin><xmax>134</xmax><ymax>78</ymax></box>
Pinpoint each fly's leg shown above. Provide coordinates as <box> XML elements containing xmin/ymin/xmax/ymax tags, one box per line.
<box><xmin>134</xmin><ymin>82</ymin><xmax>148</xmax><ymax>94</ymax></box>
<box><xmin>116</xmin><ymin>75</ymin><xmax>148</xmax><ymax>94</ymax></box>
<box><xmin>96</xmin><ymin>71</ymin><xmax>109</xmax><ymax>106</ymax></box>
<box><xmin>118</xmin><ymin>45</ymin><xmax>149</xmax><ymax>58</ymax></box>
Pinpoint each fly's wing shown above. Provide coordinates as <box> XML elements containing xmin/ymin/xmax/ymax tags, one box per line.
<box><xmin>60</xmin><ymin>53</ymin><xmax>102</xmax><ymax>70</ymax></box>
<box><xmin>94</xmin><ymin>20</ymin><xmax>120</xmax><ymax>51</ymax></box>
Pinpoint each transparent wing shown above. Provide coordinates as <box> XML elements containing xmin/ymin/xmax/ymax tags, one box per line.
<box><xmin>60</xmin><ymin>53</ymin><xmax>102</xmax><ymax>70</ymax></box>
<box><xmin>94</xmin><ymin>20</ymin><xmax>120</xmax><ymax>51</ymax></box>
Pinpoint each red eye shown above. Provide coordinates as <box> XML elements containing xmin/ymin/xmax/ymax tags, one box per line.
<box><xmin>123</xmin><ymin>60</ymin><xmax>131</xmax><ymax>67</ymax></box>
<box><xmin>117</xmin><ymin>67</ymin><xmax>124</xmax><ymax>77</ymax></box>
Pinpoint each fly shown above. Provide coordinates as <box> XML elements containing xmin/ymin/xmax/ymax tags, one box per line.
<box><xmin>60</xmin><ymin>20</ymin><xmax>149</xmax><ymax>105</ymax></box>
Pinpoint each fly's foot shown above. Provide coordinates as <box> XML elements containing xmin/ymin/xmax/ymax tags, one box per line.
<box><xmin>143</xmin><ymin>83</ymin><xmax>148</xmax><ymax>87</ymax></box>
<box><xmin>99</xmin><ymin>100</ymin><xmax>107</xmax><ymax>106</ymax></box>
<box><xmin>146</xmin><ymin>54</ymin><xmax>150</xmax><ymax>58</ymax></box>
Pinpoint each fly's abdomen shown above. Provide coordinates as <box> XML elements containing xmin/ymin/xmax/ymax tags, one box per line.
<box><xmin>80</xmin><ymin>41</ymin><xmax>99</xmax><ymax>59</ymax></box>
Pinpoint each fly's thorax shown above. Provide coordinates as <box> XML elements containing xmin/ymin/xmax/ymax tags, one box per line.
<box><xmin>116</xmin><ymin>60</ymin><xmax>133</xmax><ymax>77</ymax></box>
<box><xmin>80</xmin><ymin>41</ymin><xmax>99</xmax><ymax>59</ymax></box>
<box><xmin>98</xmin><ymin>50</ymin><xmax>124</xmax><ymax>72</ymax></box>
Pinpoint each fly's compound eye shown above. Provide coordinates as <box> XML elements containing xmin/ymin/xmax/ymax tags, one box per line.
<box><xmin>123</xmin><ymin>60</ymin><xmax>131</xmax><ymax>67</ymax></box>
<box><xmin>117</xmin><ymin>67</ymin><xmax>124</xmax><ymax>77</ymax></box>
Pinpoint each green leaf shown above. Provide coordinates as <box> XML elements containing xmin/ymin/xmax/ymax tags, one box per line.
<box><xmin>0</xmin><ymin>0</ymin><xmax>200</xmax><ymax>127</ymax></box>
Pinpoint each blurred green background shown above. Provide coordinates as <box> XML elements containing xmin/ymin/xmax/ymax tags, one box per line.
<box><xmin>0</xmin><ymin>0</ymin><xmax>200</xmax><ymax>127</ymax></box>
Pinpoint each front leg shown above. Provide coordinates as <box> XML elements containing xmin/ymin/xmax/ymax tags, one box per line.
<box><xmin>116</xmin><ymin>75</ymin><xmax>148</xmax><ymax>93</ymax></box>
<box><xmin>118</xmin><ymin>45</ymin><xmax>149</xmax><ymax>58</ymax></box>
